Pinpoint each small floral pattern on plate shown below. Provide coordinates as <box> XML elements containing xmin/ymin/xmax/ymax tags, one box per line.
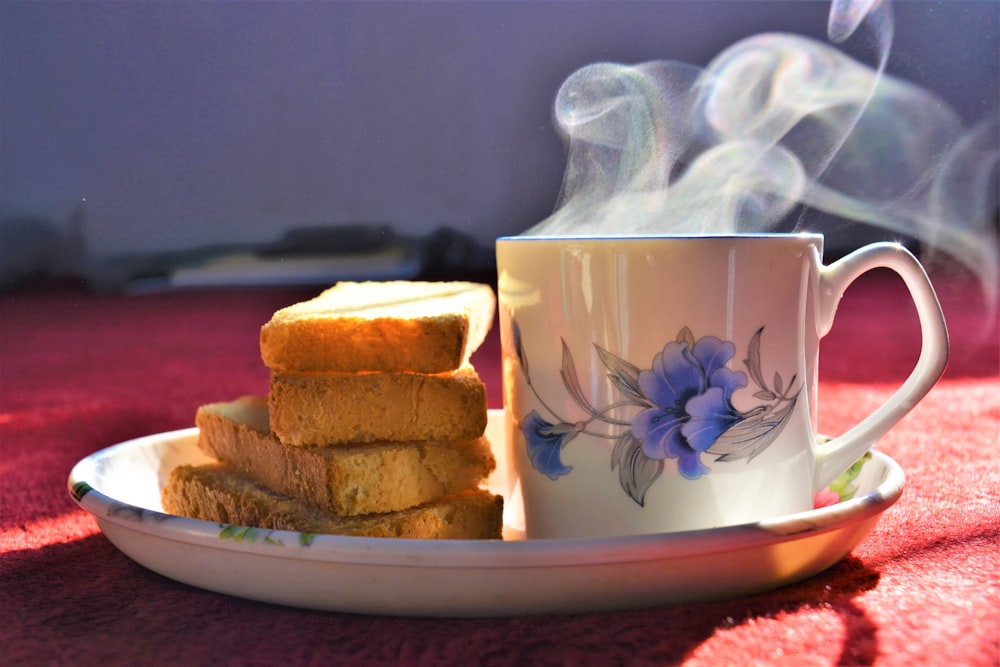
<box><xmin>813</xmin><ymin>450</ymin><xmax>872</xmax><ymax>508</ymax></box>
<box><xmin>73</xmin><ymin>478</ymin><xmax>318</xmax><ymax>547</ymax></box>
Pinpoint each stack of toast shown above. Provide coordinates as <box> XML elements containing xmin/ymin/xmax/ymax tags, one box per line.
<box><xmin>161</xmin><ymin>281</ymin><xmax>504</xmax><ymax>539</ymax></box>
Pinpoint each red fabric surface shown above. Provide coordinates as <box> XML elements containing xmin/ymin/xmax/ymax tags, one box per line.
<box><xmin>1</xmin><ymin>272</ymin><xmax>997</xmax><ymax>666</ymax></box>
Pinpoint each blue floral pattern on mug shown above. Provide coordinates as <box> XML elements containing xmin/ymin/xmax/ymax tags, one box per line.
<box><xmin>513</xmin><ymin>325</ymin><xmax>800</xmax><ymax>506</ymax></box>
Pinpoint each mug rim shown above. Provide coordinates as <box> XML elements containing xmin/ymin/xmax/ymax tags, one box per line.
<box><xmin>497</xmin><ymin>232</ymin><xmax>824</xmax><ymax>242</ymax></box>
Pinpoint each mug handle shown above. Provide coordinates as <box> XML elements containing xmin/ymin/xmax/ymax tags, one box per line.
<box><xmin>813</xmin><ymin>242</ymin><xmax>950</xmax><ymax>489</ymax></box>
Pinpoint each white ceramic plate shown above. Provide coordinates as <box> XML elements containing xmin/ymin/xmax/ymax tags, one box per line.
<box><xmin>68</xmin><ymin>409</ymin><xmax>903</xmax><ymax>617</ymax></box>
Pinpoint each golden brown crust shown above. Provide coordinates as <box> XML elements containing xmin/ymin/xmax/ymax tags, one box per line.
<box><xmin>268</xmin><ymin>366</ymin><xmax>488</xmax><ymax>446</ymax></box>
<box><xmin>195</xmin><ymin>396</ymin><xmax>495</xmax><ymax>516</ymax></box>
<box><xmin>259</xmin><ymin>281</ymin><xmax>496</xmax><ymax>374</ymax></box>
<box><xmin>178</xmin><ymin>281</ymin><xmax>501</xmax><ymax>538</ymax></box>
<box><xmin>161</xmin><ymin>463</ymin><xmax>504</xmax><ymax>539</ymax></box>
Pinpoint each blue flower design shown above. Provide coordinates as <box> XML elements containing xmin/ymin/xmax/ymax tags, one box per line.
<box><xmin>512</xmin><ymin>324</ymin><xmax>797</xmax><ymax>505</ymax></box>
<box><xmin>631</xmin><ymin>337</ymin><xmax>747</xmax><ymax>479</ymax></box>
<box><xmin>519</xmin><ymin>410</ymin><xmax>577</xmax><ymax>480</ymax></box>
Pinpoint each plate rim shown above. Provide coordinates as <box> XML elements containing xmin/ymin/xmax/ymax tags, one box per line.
<box><xmin>67</xmin><ymin>411</ymin><xmax>905</xmax><ymax>570</ymax></box>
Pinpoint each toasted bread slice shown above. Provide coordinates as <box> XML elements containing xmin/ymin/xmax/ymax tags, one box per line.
<box><xmin>162</xmin><ymin>463</ymin><xmax>504</xmax><ymax>539</ymax></box>
<box><xmin>196</xmin><ymin>396</ymin><xmax>495</xmax><ymax>516</ymax></box>
<box><xmin>260</xmin><ymin>281</ymin><xmax>496</xmax><ymax>374</ymax></box>
<box><xmin>269</xmin><ymin>366</ymin><xmax>487</xmax><ymax>446</ymax></box>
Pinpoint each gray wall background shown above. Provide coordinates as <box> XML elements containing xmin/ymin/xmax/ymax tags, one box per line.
<box><xmin>1</xmin><ymin>1</ymin><xmax>997</xmax><ymax>281</ymax></box>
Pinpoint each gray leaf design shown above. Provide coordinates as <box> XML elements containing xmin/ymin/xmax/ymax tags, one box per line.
<box><xmin>677</xmin><ymin>326</ymin><xmax>696</xmax><ymax>349</ymax></box>
<box><xmin>708</xmin><ymin>395</ymin><xmax>798</xmax><ymax>462</ymax></box>
<box><xmin>512</xmin><ymin>319</ymin><xmax>530</xmax><ymax>379</ymax></box>
<box><xmin>612</xmin><ymin>431</ymin><xmax>664</xmax><ymax>507</ymax></box>
<box><xmin>595</xmin><ymin>344</ymin><xmax>647</xmax><ymax>404</ymax></box>
<box><xmin>743</xmin><ymin>326</ymin><xmax>768</xmax><ymax>391</ymax></box>
<box><xmin>560</xmin><ymin>338</ymin><xmax>599</xmax><ymax>416</ymax></box>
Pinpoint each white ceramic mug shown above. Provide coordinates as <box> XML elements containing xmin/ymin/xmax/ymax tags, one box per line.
<box><xmin>496</xmin><ymin>234</ymin><xmax>948</xmax><ymax>539</ymax></box>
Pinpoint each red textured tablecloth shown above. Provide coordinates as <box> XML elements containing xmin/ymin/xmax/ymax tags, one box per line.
<box><xmin>2</xmin><ymin>271</ymin><xmax>997</xmax><ymax>666</ymax></box>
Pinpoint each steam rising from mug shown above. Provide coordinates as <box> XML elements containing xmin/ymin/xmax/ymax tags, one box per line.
<box><xmin>525</xmin><ymin>0</ymin><xmax>998</xmax><ymax>304</ymax></box>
